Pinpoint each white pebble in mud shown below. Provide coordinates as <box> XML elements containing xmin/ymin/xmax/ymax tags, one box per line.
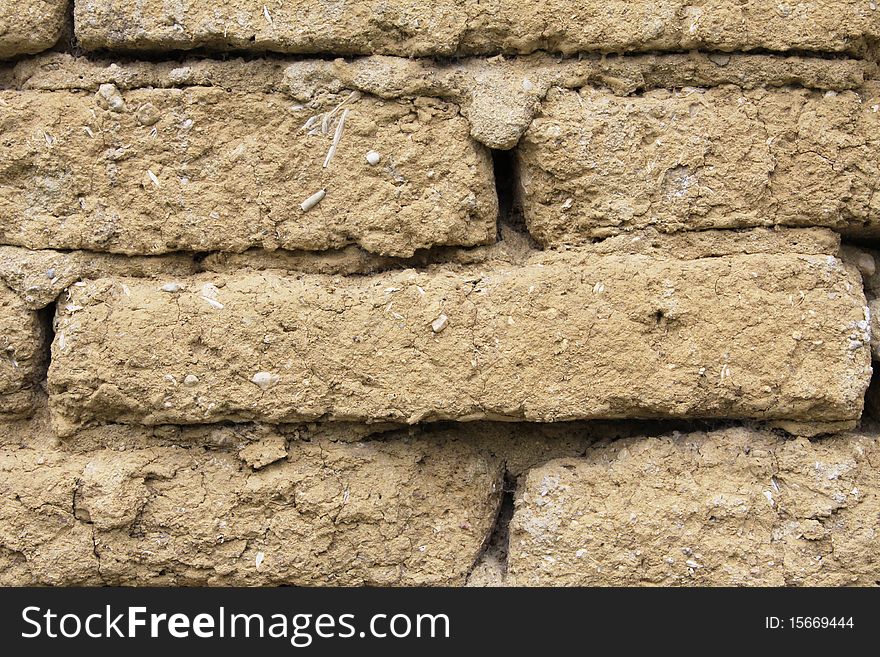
<box><xmin>432</xmin><ymin>314</ymin><xmax>449</xmax><ymax>333</ymax></box>
<box><xmin>252</xmin><ymin>372</ymin><xmax>281</xmax><ymax>390</ymax></box>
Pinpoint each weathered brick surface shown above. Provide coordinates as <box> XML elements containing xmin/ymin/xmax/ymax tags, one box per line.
<box><xmin>74</xmin><ymin>1</ymin><xmax>880</xmax><ymax>57</ymax></box>
<box><xmin>0</xmin><ymin>79</ymin><xmax>496</xmax><ymax>257</ymax></box>
<box><xmin>4</xmin><ymin>5</ymin><xmax>880</xmax><ymax>592</ymax></box>
<box><xmin>48</xmin><ymin>248</ymin><xmax>870</xmax><ymax>433</ymax></box>
<box><xmin>0</xmin><ymin>424</ymin><xmax>502</xmax><ymax>585</ymax></box>
<box><xmin>0</xmin><ymin>1</ymin><xmax>68</xmax><ymax>59</ymax></box>
<box><xmin>508</xmin><ymin>427</ymin><xmax>880</xmax><ymax>586</ymax></box>
<box><xmin>0</xmin><ymin>284</ymin><xmax>46</xmax><ymax>417</ymax></box>
<box><xmin>4</xmin><ymin>52</ymin><xmax>868</xmax><ymax>154</ymax></box>
<box><xmin>518</xmin><ymin>84</ymin><xmax>880</xmax><ymax>245</ymax></box>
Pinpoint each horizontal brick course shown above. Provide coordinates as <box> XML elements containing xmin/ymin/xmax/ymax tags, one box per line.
<box><xmin>48</xmin><ymin>247</ymin><xmax>870</xmax><ymax>433</ymax></box>
<box><xmin>74</xmin><ymin>1</ymin><xmax>880</xmax><ymax>57</ymax></box>
<box><xmin>3</xmin><ymin>52</ymin><xmax>866</xmax><ymax>153</ymax></box>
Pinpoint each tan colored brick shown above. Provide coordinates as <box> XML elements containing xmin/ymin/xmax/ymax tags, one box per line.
<box><xmin>74</xmin><ymin>1</ymin><xmax>880</xmax><ymax>57</ymax></box>
<box><xmin>0</xmin><ymin>80</ymin><xmax>496</xmax><ymax>257</ymax></box>
<box><xmin>519</xmin><ymin>84</ymin><xmax>880</xmax><ymax>245</ymax></box>
<box><xmin>0</xmin><ymin>284</ymin><xmax>46</xmax><ymax>417</ymax></box>
<box><xmin>0</xmin><ymin>426</ymin><xmax>502</xmax><ymax>585</ymax></box>
<box><xmin>48</xmin><ymin>245</ymin><xmax>870</xmax><ymax>433</ymax></box>
<box><xmin>0</xmin><ymin>1</ymin><xmax>67</xmax><ymax>59</ymax></box>
<box><xmin>508</xmin><ymin>427</ymin><xmax>880</xmax><ymax>586</ymax></box>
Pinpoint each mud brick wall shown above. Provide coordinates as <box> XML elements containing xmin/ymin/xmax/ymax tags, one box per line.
<box><xmin>1</xmin><ymin>1</ymin><xmax>880</xmax><ymax>587</ymax></box>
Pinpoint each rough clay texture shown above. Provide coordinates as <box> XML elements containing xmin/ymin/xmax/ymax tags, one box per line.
<box><xmin>198</xmin><ymin>227</ymin><xmax>845</xmax><ymax>280</ymax></box>
<box><xmin>74</xmin><ymin>1</ymin><xmax>880</xmax><ymax>57</ymax></box>
<box><xmin>0</xmin><ymin>412</ymin><xmax>697</xmax><ymax>585</ymax></box>
<box><xmin>838</xmin><ymin>245</ymin><xmax>880</xmax><ymax>361</ymax></box>
<box><xmin>508</xmin><ymin>427</ymin><xmax>880</xmax><ymax>586</ymax></box>
<box><xmin>9</xmin><ymin>52</ymin><xmax>866</xmax><ymax>97</ymax></box>
<box><xmin>4</xmin><ymin>52</ymin><xmax>867</xmax><ymax>152</ymax></box>
<box><xmin>518</xmin><ymin>84</ymin><xmax>880</xmax><ymax>245</ymax></box>
<box><xmin>2</xmin><ymin>225</ymin><xmax>843</xmax><ymax>307</ymax></box>
<box><xmin>0</xmin><ymin>71</ymin><xmax>496</xmax><ymax>257</ymax></box>
<box><xmin>0</xmin><ymin>419</ymin><xmax>503</xmax><ymax>585</ymax></box>
<box><xmin>0</xmin><ymin>245</ymin><xmax>199</xmax><ymax>309</ymax></box>
<box><xmin>48</xmin><ymin>248</ymin><xmax>870</xmax><ymax>434</ymax></box>
<box><xmin>0</xmin><ymin>1</ymin><xmax>68</xmax><ymax>60</ymax></box>
<box><xmin>3</xmin><ymin>13</ymin><xmax>880</xmax><ymax>589</ymax></box>
<box><xmin>0</xmin><ymin>284</ymin><xmax>46</xmax><ymax>417</ymax></box>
